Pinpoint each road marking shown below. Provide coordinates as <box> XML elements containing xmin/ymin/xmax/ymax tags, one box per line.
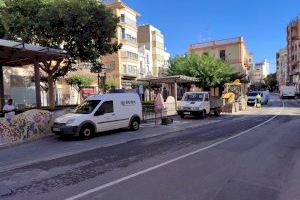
<box><xmin>65</xmin><ymin>101</ymin><xmax>285</xmax><ymax>200</ymax></box>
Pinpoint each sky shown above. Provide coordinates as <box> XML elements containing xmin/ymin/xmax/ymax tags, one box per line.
<box><xmin>124</xmin><ymin>0</ymin><xmax>299</xmax><ymax>73</ymax></box>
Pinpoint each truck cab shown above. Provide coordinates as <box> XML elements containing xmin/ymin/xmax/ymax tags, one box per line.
<box><xmin>177</xmin><ymin>92</ymin><xmax>221</xmax><ymax>119</ymax></box>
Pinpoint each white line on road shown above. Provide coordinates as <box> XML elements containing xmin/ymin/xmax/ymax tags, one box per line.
<box><xmin>65</xmin><ymin>101</ymin><xmax>285</xmax><ymax>200</ymax></box>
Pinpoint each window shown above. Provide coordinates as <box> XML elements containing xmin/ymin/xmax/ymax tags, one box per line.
<box><xmin>120</xmin><ymin>14</ymin><xmax>125</xmax><ymax>22</ymax></box>
<box><xmin>97</xmin><ymin>101</ymin><xmax>114</xmax><ymax>114</ymax></box>
<box><xmin>183</xmin><ymin>93</ymin><xmax>204</xmax><ymax>101</ymax></box>
<box><xmin>121</xmin><ymin>28</ymin><xmax>125</xmax><ymax>39</ymax></box>
<box><xmin>205</xmin><ymin>94</ymin><xmax>209</xmax><ymax>101</ymax></box>
<box><xmin>220</xmin><ymin>50</ymin><xmax>226</xmax><ymax>60</ymax></box>
<box><xmin>75</xmin><ymin>100</ymin><xmax>101</xmax><ymax>114</ymax></box>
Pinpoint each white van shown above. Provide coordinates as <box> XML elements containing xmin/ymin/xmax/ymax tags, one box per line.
<box><xmin>52</xmin><ymin>93</ymin><xmax>142</xmax><ymax>139</ymax></box>
<box><xmin>280</xmin><ymin>85</ymin><xmax>296</xmax><ymax>99</ymax></box>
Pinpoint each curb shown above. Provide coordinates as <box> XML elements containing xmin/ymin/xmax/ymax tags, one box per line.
<box><xmin>0</xmin><ymin>135</ymin><xmax>55</xmax><ymax>151</ymax></box>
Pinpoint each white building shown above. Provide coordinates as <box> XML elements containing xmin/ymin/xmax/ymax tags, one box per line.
<box><xmin>138</xmin><ymin>44</ymin><xmax>153</xmax><ymax>78</ymax></box>
<box><xmin>137</xmin><ymin>24</ymin><xmax>170</xmax><ymax>77</ymax></box>
<box><xmin>250</xmin><ymin>59</ymin><xmax>270</xmax><ymax>85</ymax></box>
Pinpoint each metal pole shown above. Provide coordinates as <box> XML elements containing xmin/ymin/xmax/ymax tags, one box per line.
<box><xmin>34</xmin><ymin>62</ymin><xmax>42</xmax><ymax>109</ymax></box>
<box><xmin>174</xmin><ymin>80</ymin><xmax>178</xmax><ymax>107</ymax></box>
<box><xmin>0</xmin><ymin>65</ymin><xmax>5</xmax><ymax>110</ymax></box>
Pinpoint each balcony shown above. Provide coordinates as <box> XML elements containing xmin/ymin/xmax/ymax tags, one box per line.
<box><xmin>121</xmin><ymin>51</ymin><xmax>138</xmax><ymax>61</ymax></box>
<box><xmin>120</xmin><ymin>34</ymin><xmax>137</xmax><ymax>44</ymax></box>
<box><xmin>120</xmin><ymin>16</ymin><xmax>137</xmax><ymax>28</ymax></box>
<box><xmin>122</xmin><ymin>64</ymin><xmax>138</xmax><ymax>77</ymax></box>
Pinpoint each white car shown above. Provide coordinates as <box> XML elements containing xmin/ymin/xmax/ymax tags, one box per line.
<box><xmin>52</xmin><ymin>93</ymin><xmax>142</xmax><ymax>139</ymax></box>
<box><xmin>247</xmin><ymin>91</ymin><xmax>269</xmax><ymax>105</ymax></box>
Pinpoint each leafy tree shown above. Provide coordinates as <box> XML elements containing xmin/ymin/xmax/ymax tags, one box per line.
<box><xmin>0</xmin><ymin>0</ymin><xmax>121</xmax><ymax>109</ymax></box>
<box><xmin>168</xmin><ymin>54</ymin><xmax>234</xmax><ymax>88</ymax></box>
<box><xmin>264</xmin><ymin>73</ymin><xmax>277</xmax><ymax>91</ymax></box>
<box><xmin>65</xmin><ymin>74</ymin><xmax>92</xmax><ymax>104</ymax></box>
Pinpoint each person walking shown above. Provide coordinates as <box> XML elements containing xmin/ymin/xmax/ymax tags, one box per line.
<box><xmin>3</xmin><ymin>98</ymin><xmax>16</xmax><ymax>122</ymax></box>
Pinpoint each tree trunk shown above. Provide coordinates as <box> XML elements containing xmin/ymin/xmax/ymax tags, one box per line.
<box><xmin>48</xmin><ymin>73</ymin><xmax>55</xmax><ymax>110</ymax></box>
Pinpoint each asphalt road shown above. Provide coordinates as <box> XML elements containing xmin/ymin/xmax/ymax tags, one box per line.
<box><xmin>0</xmin><ymin>95</ymin><xmax>300</xmax><ymax>200</ymax></box>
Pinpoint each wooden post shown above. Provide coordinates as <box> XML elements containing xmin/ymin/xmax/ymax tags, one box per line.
<box><xmin>34</xmin><ymin>62</ymin><xmax>42</xmax><ymax>109</ymax></box>
<box><xmin>0</xmin><ymin>65</ymin><xmax>5</xmax><ymax>110</ymax></box>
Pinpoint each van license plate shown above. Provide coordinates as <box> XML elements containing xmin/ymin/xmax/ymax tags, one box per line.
<box><xmin>184</xmin><ymin>112</ymin><xmax>190</xmax><ymax>114</ymax></box>
<box><xmin>53</xmin><ymin>128</ymin><xmax>60</xmax><ymax>132</ymax></box>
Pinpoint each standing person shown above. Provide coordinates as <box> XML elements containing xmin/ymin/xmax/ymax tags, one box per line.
<box><xmin>255</xmin><ymin>93</ymin><xmax>262</xmax><ymax>108</ymax></box>
<box><xmin>3</xmin><ymin>99</ymin><xmax>16</xmax><ymax>122</ymax></box>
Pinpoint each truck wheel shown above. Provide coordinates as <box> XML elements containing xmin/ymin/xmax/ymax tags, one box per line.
<box><xmin>79</xmin><ymin>125</ymin><xmax>95</xmax><ymax>139</ymax></box>
<box><xmin>200</xmin><ymin>110</ymin><xmax>206</xmax><ymax>119</ymax></box>
<box><xmin>130</xmin><ymin>118</ymin><xmax>140</xmax><ymax>131</ymax></box>
<box><xmin>214</xmin><ymin>110</ymin><xmax>221</xmax><ymax>116</ymax></box>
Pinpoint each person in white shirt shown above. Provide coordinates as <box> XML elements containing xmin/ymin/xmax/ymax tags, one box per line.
<box><xmin>3</xmin><ymin>99</ymin><xmax>16</xmax><ymax>122</ymax></box>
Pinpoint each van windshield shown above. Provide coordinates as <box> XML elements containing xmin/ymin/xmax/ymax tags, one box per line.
<box><xmin>74</xmin><ymin>100</ymin><xmax>101</xmax><ymax>114</ymax></box>
<box><xmin>183</xmin><ymin>93</ymin><xmax>204</xmax><ymax>101</ymax></box>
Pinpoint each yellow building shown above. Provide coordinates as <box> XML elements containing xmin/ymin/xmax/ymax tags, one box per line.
<box><xmin>101</xmin><ymin>0</ymin><xmax>140</xmax><ymax>89</ymax></box>
<box><xmin>188</xmin><ymin>37</ymin><xmax>253</xmax><ymax>76</ymax></box>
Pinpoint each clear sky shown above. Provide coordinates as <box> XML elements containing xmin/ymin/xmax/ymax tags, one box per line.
<box><xmin>124</xmin><ymin>0</ymin><xmax>299</xmax><ymax>73</ymax></box>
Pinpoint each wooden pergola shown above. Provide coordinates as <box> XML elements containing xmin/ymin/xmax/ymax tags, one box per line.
<box><xmin>0</xmin><ymin>39</ymin><xmax>66</xmax><ymax>109</ymax></box>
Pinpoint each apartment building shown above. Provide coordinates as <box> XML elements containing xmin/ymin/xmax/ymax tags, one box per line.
<box><xmin>138</xmin><ymin>44</ymin><xmax>153</xmax><ymax>78</ymax></box>
<box><xmin>137</xmin><ymin>24</ymin><xmax>170</xmax><ymax>77</ymax></box>
<box><xmin>287</xmin><ymin>15</ymin><xmax>300</xmax><ymax>92</ymax></box>
<box><xmin>276</xmin><ymin>48</ymin><xmax>288</xmax><ymax>88</ymax></box>
<box><xmin>188</xmin><ymin>37</ymin><xmax>253</xmax><ymax>76</ymax></box>
<box><xmin>101</xmin><ymin>0</ymin><xmax>140</xmax><ymax>89</ymax></box>
<box><xmin>250</xmin><ymin>60</ymin><xmax>270</xmax><ymax>85</ymax></box>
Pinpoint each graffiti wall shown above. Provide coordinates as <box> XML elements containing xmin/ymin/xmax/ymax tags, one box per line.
<box><xmin>0</xmin><ymin>109</ymin><xmax>67</xmax><ymax>145</ymax></box>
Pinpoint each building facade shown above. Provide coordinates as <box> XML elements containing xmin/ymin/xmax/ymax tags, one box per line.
<box><xmin>137</xmin><ymin>24</ymin><xmax>170</xmax><ymax>77</ymax></box>
<box><xmin>287</xmin><ymin>15</ymin><xmax>300</xmax><ymax>92</ymax></box>
<box><xmin>250</xmin><ymin>60</ymin><xmax>270</xmax><ymax>85</ymax></box>
<box><xmin>276</xmin><ymin>48</ymin><xmax>288</xmax><ymax>88</ymax></box>
<box><xmin>101</xmin><ymin>0</ymin><xmax>140</xmax><ymax>89</ymax></box>
<box><xmin>188</xmin><ymin>37</ymin><xmax>253</xmax><ymax>76</ymax></box>
<box><xmin>138</xmin><ymin>44</ymin><xmax>153</xmax><ymax>78</ymax></box>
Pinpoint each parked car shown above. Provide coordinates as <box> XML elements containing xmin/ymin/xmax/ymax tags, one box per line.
<box><xmin>177</xmin><ymin>92</ymin><xmax>222</xmax><ymax>119</ymax></box>
<box><xmin>247</xmin><ymin>91</ymin><xmax>269</xmax><ymax>105</ymax></box>
<box><xmin>52</xmin><ymin>93</ymin><xmax>142</xmax><ymax>139</ymax></box>
<box><xmin>280</xmin><ymin>85</ymin><xmax>296</xmax><ymax>99</ymax></box>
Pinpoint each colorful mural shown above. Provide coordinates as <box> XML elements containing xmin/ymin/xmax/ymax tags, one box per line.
<box><xmin>0</xmin><ymin>109</ymin><xmax>68</xmax><ymax>145</ymax></box>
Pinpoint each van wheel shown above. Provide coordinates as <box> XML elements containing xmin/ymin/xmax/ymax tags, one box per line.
<box><xmin>180</xmin><ymin>114</ymin><xmax>185</xmax><ymax>119</ymax></box>
<box><xmin>130</xmin><ymin>118</ymin><xmax>140</xmax><ymax>131</ymax></box>
<box><xmin>79</xmin><ymin>125</ymin><xmax>95</xmax><ymax>139</ymax></box>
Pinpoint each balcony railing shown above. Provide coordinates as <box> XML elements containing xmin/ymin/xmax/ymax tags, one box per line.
<box><xmin>120</xmin><ymin>34</ymin><xmax>137</xmax><ymax>43</ymax></box>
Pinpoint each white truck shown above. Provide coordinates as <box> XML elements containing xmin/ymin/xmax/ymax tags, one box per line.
<box><xmin>52</xmin><ymin>93</ymin><xmax>142</xmax><ymax>139</ymax></box>
<box><xmin>177</xmin><ymin>92</ymin><xmax>222</xmax><ymax>119</ymax></box>
<box><xmin>280</xmin><ymin>85</ymin><xmax>296</xmax><ymax>99</ymax></box>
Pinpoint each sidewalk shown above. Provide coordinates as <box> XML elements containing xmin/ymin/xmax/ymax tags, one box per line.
<box><xmin>0</xmin><ymin>116</ymin><xmax>223</xmax><ymax>172</ymax></box>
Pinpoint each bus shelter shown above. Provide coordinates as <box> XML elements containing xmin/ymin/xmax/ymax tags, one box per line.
<box><xmin>0</xmin><ymin>39</ymin><xmax>66</xmax><ymax>110</ymax></box>
<box><xmin>138</xmin><ymin>75</ymin><xmax>199</xmax><ymax>106</ymax></box>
